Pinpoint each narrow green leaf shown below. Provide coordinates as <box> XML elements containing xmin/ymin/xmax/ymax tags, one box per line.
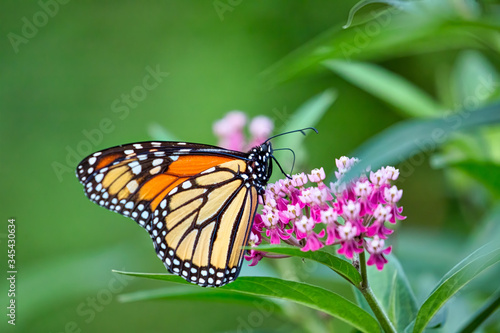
<box><xmin>274</xmin><ymin>89</ymin><xmax>336</xmax><ymax>150</ymax></box>
<box><xmin>343</xmin><ymin>0</ymin><xmax>410</xmax><ymax>29</ymax></box>
<box><xmin>451</xmin><ymin>50</ymin><xmax>500</xmax><ymax>110</ymax></box>
<box><xmin>255</xmin><ymin>244</ymin><xmax>361</xmax><ymax>285</ymax></box>
<box><xmin>451</xmin><ymin>161</ymin><xmax>500</xmax><ymax>197</ymax></box>
<box><xmin>338</xmin><ymin>101</ymin><xmax>500</xmax><ymax>184</ymax></box>
<box><xmin>324</xmin><ymin>60</ymin><xmax>442</xmax><ymax>117</ymax></box>
<box><xmin>457</xmin><ymin>288</ymin><xmax>500</xmax><ymax>333</ymax></box>
<box><xmin>262</xmin><ymin>5</ymin><xmax>500</xmax><ymax>87</ymax></box>
<box><xmin>118</xmin><ymin>285</ymin><xmax>282</xmax><ymax>312</ymax></box>
<box><xmin>114</xmin><ymin>271</ymin><xmax>380</xmax><ymax>333</ymax></box>
<box><xmin>365</xmin><ymin>255</ymin><xmax>418</xmax><ymax>332</ymax></box>
<box><xmin>411</xmin><ymin>245</ymin><xmax>500</xmax><ymax>333</ymax></box>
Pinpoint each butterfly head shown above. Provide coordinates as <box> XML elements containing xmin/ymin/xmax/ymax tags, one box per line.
<box><xmin>247</xmin><ymin>142</ymin><xmax>273</xmax><ymax>193</ymax></box>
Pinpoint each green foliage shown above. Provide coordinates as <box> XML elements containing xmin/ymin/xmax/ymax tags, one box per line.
<box><xmin>114</xmin><ymin>272</ymin><xmax>380</xmax><ymax>333</ymax></box>
<box><xmin>255</xmin><ymin>245</ymin><xmax>362</xmax><ymax>285</ymax></box>
<box><xmin>324</xmin><ymin>60</ymin><xmax>442</xmax><ymax>117</ymax></box>
<box><xmin>5</xmin><ymin>0</ymin><xmax>500</xmax><ymax>332</ymax></box>
<box><xmin>411</xmin><ymin>244</ymin><xmax>500</xmax><ymax>332</ymax></box>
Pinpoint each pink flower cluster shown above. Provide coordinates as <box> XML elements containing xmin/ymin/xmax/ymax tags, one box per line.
<box><xmin>211</xmin><ymin>111</ymin><xmax>405</xmax><ymax>271</ymax></box>
<box><xmin>213</xmin><ymin>111</ymin><xmax>274</xmax><ymax>151</ymax></box>
<box><xmin>245</xmin><ymin>157</ymin><xmax>406</xmax><ymax>270</ymax></box>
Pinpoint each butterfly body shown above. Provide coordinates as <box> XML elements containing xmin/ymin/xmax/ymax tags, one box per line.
<box><xmin>76</xmin><ymin>141</ymin><xmax>273</xmax><ymax>287</ymax></box>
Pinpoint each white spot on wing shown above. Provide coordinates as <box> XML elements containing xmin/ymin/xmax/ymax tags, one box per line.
<box><xmin>152</xmin><ymin>159</ymin><xmax>163</xmax><ymax>166</ymax></box>
<box><xmin>201</xmin><ymin>167</ymin><xmax>215</xmax><ymax>174</ymax></box>
<box><xmin>131</xmin><ymin>164</ymin><xmax>142</xmax><ymax>175</ymax></box>
<box><xmin>126</xmin><ymin>180</ymin><xmax>139</xmax><ymax>193</ymax></box>
<box><xmin>124</xmin><ymin>149</ymin><xmax>134</xmax><ymax>155</ymax></box>
<box><xmin>150</xmin><ymin>166</ymin><xmax>161</xmax><ymax>175</ymax></box>
<box><xmin>88</xmin><ymin>157</ymin><xmax>97</xmax><ymax>165</ymax></box>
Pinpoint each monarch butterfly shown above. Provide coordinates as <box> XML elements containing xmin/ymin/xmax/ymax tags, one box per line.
<box><xmin>76</xmin><ymin>128</ymin><xmax>316</xmax><ymax>287</ymax></box>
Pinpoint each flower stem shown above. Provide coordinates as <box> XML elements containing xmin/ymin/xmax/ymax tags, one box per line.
<box><xmin>358</xmin><ymin>251</ymin><xmax>397</xmax><ymax>333</ymax></box>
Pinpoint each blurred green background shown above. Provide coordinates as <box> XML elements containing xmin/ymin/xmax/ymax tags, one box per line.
<box><xmin>2</xmin><ymin>0</ymin><xmax>500</xmax><ymax>332</ymax></box>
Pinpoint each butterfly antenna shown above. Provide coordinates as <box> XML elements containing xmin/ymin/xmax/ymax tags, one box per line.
<box><xmin>272</xmin><ymin>147</ymin><xmax>296</xmax><ymax>175</ymax></box>
<box><xmin>264</xmin><ymin>127</ymin><xmax>318</xmax><ymax>144</ymax></box>
<box><xmin>272</xmin><ymin>155</ymin><xmax>292</xmax><ymax>179</ymax></box>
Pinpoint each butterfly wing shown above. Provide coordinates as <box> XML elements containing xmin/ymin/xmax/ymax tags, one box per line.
<box><xmin>76</xmin><ymin>141</ymin><xmax>257</xmax><ymax>287</ymax></box>
<box><xmin>153</xmin><ymin>158</ymin><xmax>258</xmax><ymax>286</ymax></box>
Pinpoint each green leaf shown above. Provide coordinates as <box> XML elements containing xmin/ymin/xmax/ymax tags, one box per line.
<box><xmin>457</xmin><ymin>287</ymin><xmax>500</xmax><ymax>333</ymax></box>
<box><xmin>411</xmin><ymin>244</ymin><xmax>500</xmax><ymax>333</ymax></box>
<box><xmin>262</xmin><ymin>4</ymin><xmax>500</xmax><ymax>87</ymax></box>
<box><xmin>343</xmin><ymin>0</ymin><xmax>411</xmax><ymax>29</ymax></box>
<box><xmin>451</xmin><ymin>50</ymin><xmax>500</xmax><ymax>110</ymax></box>
<box><xmin>451</xmin><ymin>161</ymin><xmax>500</xmax><ymax>197</ymax></box>
<box><xmin>118</xmin><ymin>285</ymin><xmax>283</xmax><ymax>312</ymax></box>
<box><xmin>255</xmin><ymin>244</ymin><xmax>361</xmax><ymax>286</ymax></box>
<box><xmin>274</xmin><ymin>89</ymin><xmax>336</xmax><ymax>150</ymax></box>
<box><xmin>365</xmin><ymin>255</ymin><xmax>418</xmax><ymax>332</ymax></box>
<box><xmin>324</xmin><ymin>60</ymin><xmax>442</xmax><ymax>117</ymax></box>
<box><xmin>114</xmin><ymin>271</ymin><xmax>380</xmax><ymax>333</ymax></box>
<box><xmin>338</xmin><ymin>101</ymin><xmax>500</xmax><ymax>184</ymax></box>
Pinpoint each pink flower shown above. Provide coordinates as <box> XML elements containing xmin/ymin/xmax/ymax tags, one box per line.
<box><xmin>382</xmin><ymin>166</ymin><xmax>400</xmax><ymax>181</ymax></box>
<box><xmin>342</xmin><ymin>200</ymin><xmax>361</xmax><ymax>222</ymax></box>
<box><xmin>298</xmin><ymin>188</ymin><xmax>314</xmax><ymax>205</ymax></box>
<box><xmin>308</xmin><ymin>167</ymin><xmax>326</xmax><ymax>184</ymax></box>
<box><xmin>337</xmin><ymin>222</ymin><xmax>364</xmax><ymax>259</ymax></box>
<box><xmin>213</xmin><ymin>112</ymin><xmax>273</xmax><ymax>152</ymax></box>
<box><xmin>295</xmin><ymin>216</ymin><xmax>314</xmax><ymax>236</ymax></box>
<box><xmin>213</xmin><ymin>111</ymin><xmax>247</xmax><ymax>151</ymax></box>
<box><xmin>244</xmin><ymin>232</ymin><xmax>264</xmax><ymax>266</ymax></box>
<box><xmin>278</xmin><ymin>203</ymin><xmax>302</xmax><ymax>224</ymax></box>
<box><xmin>291</xmin><ymin>173</ymin><xmax>308</xmax><ymax>187</ymax></box>
<box><xmin>335</xmin><ymin>156</ymin><xmax>359</xmax><ymax>180</ymax></box>
<box><xmin>372</xmin><ymin>204</ymin><xmax>392</xmax><ymax>223</ymax></box>
<box><xmin>366</xmin><ymin>236</ymin><xmax>392</xmax><ymax>270</ymax></box>
<box><xmin>321</xmin><ymin>208</ymin><xmax>338</xmax><ymax>245</ymax></box>
<box><xmin>263</xmin><ymin>211</ymin><xmax>292</xmax><ymax>244</ymax></box>
<box><xmin>211</xmin><ymin>113</ymin><xmax>408</xmax><ymax>272</ymax></box>
<box><xmin>248</xmin><ymin>116</ymin><xmax>274</xmax><ymax>149</ymax></box>
<box><xmin>301</xmin><ymin>229</ymin><xmax>326</xmax><ymax>252</ymax></box>
<box><xmin>384</xmin><ymin>186</ymin><xmax>403</xmax><ymax>204</ymax></box>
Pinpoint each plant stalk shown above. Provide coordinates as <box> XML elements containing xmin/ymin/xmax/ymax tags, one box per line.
<box><xmin>358</xmin><ymin>251</ymin><xmax>397</xmax><ymax>333</ymax></box>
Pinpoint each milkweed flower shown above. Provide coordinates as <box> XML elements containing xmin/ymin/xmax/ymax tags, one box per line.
<box><xmin>213</xmin><ymin>112</ymin><xmax>274</xmax><ymax>151</ymax></box>
<box><xmin>246</xmin><ymin>156</ymin><xmax>405</xmax><ymax>271</ymax></box>
<box><xmin>212</xmin><ymin>112</ymin><xmax>404</xmax><ymax>271</ymax></box>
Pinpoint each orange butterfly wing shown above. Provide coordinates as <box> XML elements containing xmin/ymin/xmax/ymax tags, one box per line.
<box><xmin>76</xmin><ymin>141</ymin><xmax>258</xmax><ymax>286</ymax></box>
